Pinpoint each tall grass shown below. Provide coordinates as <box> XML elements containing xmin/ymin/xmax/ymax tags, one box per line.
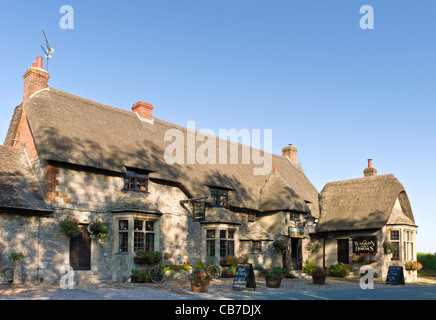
<box><xmin>417</xmin><ymin>253</ymin><xmax>436</xmax><ymax>274</ymax></box>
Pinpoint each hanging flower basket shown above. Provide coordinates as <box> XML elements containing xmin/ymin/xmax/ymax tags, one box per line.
<box><xmin>88</xmin><ymin>221</ymin><xmax>111</xmax><ymax>240</ymax></box>
<box><xmin>383</xmin><ymin>240</ymin><xmax>396</xmax><ymax>255</ymax></box>
<box><xmin>60</xmin><ymin>217</ymin><xmax>80</xmax><ymax>238</ymax></box>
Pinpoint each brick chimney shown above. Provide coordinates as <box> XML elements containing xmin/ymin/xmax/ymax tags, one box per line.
<box><xmin>364</xmin><ymin>159</ymin><xmax>377</xmax><ymax>177</ymax></box>
<box><xmin>282</xmin><ymin>144</ymin><xmax>298</xmax><ymax>163</ymax></box>
<box><xmin>132</xmin><ymin>101</ymin><xmax>154</xmax><ymax>123</ymax></box>
<box><xmin>23</xmin><ymin>57</ymin><xmax>49</xmax><ymax>104</ymax></box>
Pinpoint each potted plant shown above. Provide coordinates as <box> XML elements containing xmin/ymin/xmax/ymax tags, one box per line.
<box><xmin>8</xmin><ymin>252</ymin><xmax>25</xmax><ymax>285</ymax></box>
<box><xmin>60</xmin><ymin>217</ymin><xmax>80</xmax><ymax>238</ymax></box>
<box><xmin>131</xmin><ymin>268</ymin><xmax>140</xmax><ymax>283</ymax></box>
<box><xmin>88</xmin><ymin>221</ymin><xmax>111</xmax><ymax>240</ymax></box>
<box><xmin>253</xmin><ymin>265</ymin><xmax>265</xmax><ymax>278</ymax></box>
<box><xmin>312</xmin><ymin>267</ymin><xmax>327</xmax><ymax>284</ymax></box>
<box><xmin>188</xmin><ymin>269</ymin><xmax>212</xmax><ymax>292</ymax></box>
<box><xmin>264</xmin><ymin>267</ymin><xmax>283</xmax><ymax>288</ymax></box>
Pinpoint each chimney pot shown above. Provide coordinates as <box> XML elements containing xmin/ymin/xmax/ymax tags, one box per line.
<box><xmin>36</xmin><ymin>57</ymin><xmax>43</xmax><ymax>69</ymax></box>
<box><xmin>364</xmin><ymin>159</ymin><xmax>377</xmax><ymax>177</ymax></box>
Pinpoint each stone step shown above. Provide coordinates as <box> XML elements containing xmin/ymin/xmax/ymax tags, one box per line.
<box><xmin>73</xmin><ymin>270</ymin><xmax>101</xmax><ymax>285</ymax></box>
<box><xmin>290</xmin><ymin>271</ymin><xmax>312</xmax><ymax>279</ymax></box>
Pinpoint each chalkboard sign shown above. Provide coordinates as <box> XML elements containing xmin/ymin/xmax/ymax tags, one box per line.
<box><xmin>232</xmin><ymin>263</ymin><xmax>256</xmax><ymax>291</ymax></box>
<box><xmin>386</xmin><ymin>266</ymin><xmax>405</xmax><ymax>285</ymax></box>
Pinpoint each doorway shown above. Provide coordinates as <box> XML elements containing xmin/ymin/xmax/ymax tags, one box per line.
<box><xmin>337</xmin><ymin>239</ymin><xmax>349</xmax><ymax>264</ymax></box>
<box><xmin>285</xmin><ymin>237</ymin><xmax>302</xmax><ymax>270</ymax></box>
<box><xmin>70</xmin><ymin>224</ymin><xmax>91</xmax><ymax>270</ymax></box>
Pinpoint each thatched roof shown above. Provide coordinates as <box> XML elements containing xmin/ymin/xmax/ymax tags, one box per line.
<box><xmin>15</xmin><ymin>87</ymin><xmax>319</xmax><ymax>215</ymax></box>
<box><xmin>317</xmin><ymin>174</ymin><xmax>416</xmax><ymax>232</ymax></box>
<box><xmin>0</xmin><ymin>146</ymin><xmax>52</xmax><ymax>214</ymax></box>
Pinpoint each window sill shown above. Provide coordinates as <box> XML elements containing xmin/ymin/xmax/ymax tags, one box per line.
<box><xmin>121</xmin><ymin>189</ymin><xmax>150</xmax><ymax>194</ymax></box>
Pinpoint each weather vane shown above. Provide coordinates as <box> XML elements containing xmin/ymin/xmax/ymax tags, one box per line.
<box><xmin>41</xmin><ymin>28</ymin><xmax>54</xmax><ymax>71</ymax></box>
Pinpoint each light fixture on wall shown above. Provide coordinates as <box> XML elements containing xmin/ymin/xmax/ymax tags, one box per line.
<box><xmin>305</xmin><ymin>212</ymin><xmax>315</xmax><ymax>227</ymax></box>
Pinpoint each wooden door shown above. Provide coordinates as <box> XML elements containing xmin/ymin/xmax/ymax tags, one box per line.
<box><xmin>70</xmin><ymin>224</ymin><xmax>91</xmax><ymax>270</ymax></box>
<box><xmin>337</xmin><ymin>239</ymin><xmax>349</xmax><ymax>264</ymax></box>
<box><xmin>285</xmin><ymin>238</ymin><xmax>303</xmax><ymax>270</ymax></box>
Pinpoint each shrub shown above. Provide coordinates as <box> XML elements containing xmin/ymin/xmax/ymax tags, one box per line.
<box><xmin>327</xmin><ymin>263</ymin><xmax>351</xmax><ymax>277</ymax></box>
<box><xmin>131</xmin><ymin>268</ymin><xmax>152</xmax><ymax>283</ymax></box>
<box><xmin>303</xmin><ymin>260</ymin><xmax>319</xmax><ymax>275</ymax></box>
<box><xmin>282</xmin><ymin>269</ymin><xmax>295</xmax><ymax>279</ymax></box>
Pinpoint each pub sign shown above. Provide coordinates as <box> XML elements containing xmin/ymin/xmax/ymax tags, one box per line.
<box><xmin>193</xmin><ymin>201</ymin><xmax>206</xmax><ymax>222</ymax></box>
<box><xmin>352</xmin><ymin>237</ymin><xmax>377</xmax><ymax>253</ymax></box>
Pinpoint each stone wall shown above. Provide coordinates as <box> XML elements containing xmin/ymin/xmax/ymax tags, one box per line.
<box><xmin>0</xmin><ymin>159</ymin><xmax>294</xmax><ymax>285</ymax></box>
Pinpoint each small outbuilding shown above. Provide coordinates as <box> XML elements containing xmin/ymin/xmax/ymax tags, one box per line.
<box><xmin>311</xmin><ymin>160</ymin><xmax>418</xmax><ymax>282</ymax></box>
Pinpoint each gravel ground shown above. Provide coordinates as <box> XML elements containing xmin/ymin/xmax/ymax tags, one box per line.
<box><xmin>0</xmin><ymin>277</ymin><xmax>409</xmax><ymax>300</ymax></box>
<box><xmin>1</xmin><ymin>276</ymin><xmax>435</xmax><ymax>300</ymax></box>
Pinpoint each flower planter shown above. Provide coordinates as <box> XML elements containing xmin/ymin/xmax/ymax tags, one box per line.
<box><xmin>134</xmin><ymin>257</ymin><xmax>149</xmax><ymax>264</ymax></box>
<box><xmin>265</xmin><ymin>276</ymin><xmax>282</xmax><ymax>288</ymax></box>
<box><xmin>131</xmin><ymin>275</ymin><xmax>139</xmax><ymax>283</ymax></box>
<box><xmin>12</xmin><ymin>260</ymin><xmax>23</xmax><ymax>285</ymax></box>
<box><xmin>312</xmin><ymin>275</ymin><xmax>326</xmax><ymax>285</ymax></box>
<box><xmin>190</xmin><ymin>279</ymin><xmax>210</xmax><ymax>293</ymax></box>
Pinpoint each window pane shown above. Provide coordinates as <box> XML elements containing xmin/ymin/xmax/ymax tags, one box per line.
<box><xmin>252</xmin><ymin>241</ymin><xmax>261</xmax><ymax>253</ymax></box>
<box><xmin>228</xmin><ymin>230</ymin><xmax>234</xmax><ymax>239</ymax></box>
<box><xmin>207</xmin><ymin>240</ymin><xmax>215</xmax><ymax>257</ymax></box>
<box><xmin>206</xmin><ymin>230</ymin><xmax>215</xmax><ymax>238</ymax></box>
<box><xmin>220</xmin><ymin>240</ymin><xmax>227</xmax><ymax>257</ymax></box>
<box><xmin>392</xmin><ymin>242</ymin><xmax>399</xmax><ymax>260</ymax></box>
<box><xmin>145</xmin><ymin>233</ymin><xmax>154</xmax><ymax>251</ymax></box>
<box><xmin>146</xmin><ymin>221</ymin><xmax>154</xmax><ymax>232</ymax></box>
<box><xmin>134</xmin><ymin>232</ymin><xmax>144</xmax><ymax>251</ymax></box>
<box><xmin>134</xmin><ymin>220</ymin><xmax>143</xmax><ymax>231</ymax></box>
<box><xmin>119</xmin><ymin>232</ymin><xmax>128</xmax><ymax>252</ymax></box>
<box><xmin>228</xmin><ymin>241</ymin><xmax>234</xmax><ymax>256</ymax></box>
<box><xmin>119</xmin><ymin>220</ymin><xmax>128</xmax><ymax>230</ymax></box>
<box><xmin>390</xmin><ymin>230</ymin><xmax>399</xmax><ymax>241</ymax></box>
<box><xmin>220</xmin><ymin>230</ymin><xmax>226</xmax><ymax>239</ymax></box>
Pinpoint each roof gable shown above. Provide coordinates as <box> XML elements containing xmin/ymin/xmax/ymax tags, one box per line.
<box><xmin>0</xmin><ymin>146</ymin><xmax>52</xmax><ymax>214</ymax></box>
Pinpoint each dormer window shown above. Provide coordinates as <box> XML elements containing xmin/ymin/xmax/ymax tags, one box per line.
<box><xmin>124</xmin><ymin>169</ymin><xmax>149</xmax><ymax>192</ymax></box>
<box><xmin>210</xmin><ymin>187</ymin><xmax>229</xmax><ymax>208</ymax></box>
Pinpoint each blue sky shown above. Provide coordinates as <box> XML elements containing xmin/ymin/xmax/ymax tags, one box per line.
<box><xmin>0</xmin><ymin>1</ymin><xmax>435</xmax><ymax>253</ymax></box>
